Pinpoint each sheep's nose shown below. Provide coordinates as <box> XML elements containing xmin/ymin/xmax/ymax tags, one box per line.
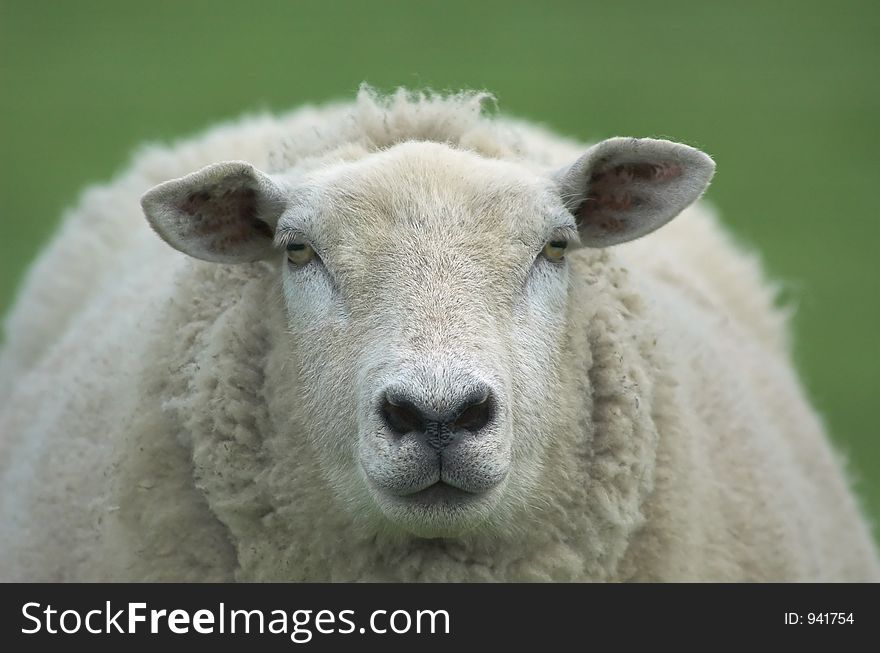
<box><xmin>379</xmin><ymin>386</ymin><xmax>496</xmax><ymax>449</ymax></box>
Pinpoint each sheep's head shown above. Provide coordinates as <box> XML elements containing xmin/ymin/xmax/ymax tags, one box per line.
<box><xmin>142</xmin><ymin>138</ymin><xmax>713</xmax><ymax>538</ymax></box>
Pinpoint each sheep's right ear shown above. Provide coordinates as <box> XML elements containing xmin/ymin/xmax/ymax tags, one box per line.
<box><xmin>141</xmin><ymin>161</ymin><xmax>288</xmax><ymax>263</ymax></box>
<box><xmin>554</xmin><ymin>138</ymin><xmax>715</xmax><ymax>247</ymax></box>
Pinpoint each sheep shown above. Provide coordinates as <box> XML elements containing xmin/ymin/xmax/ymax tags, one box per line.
<box><xmin>0</xmin><ymin>87</ymin><xmax>877</xmax><ymax>581</ymax></box>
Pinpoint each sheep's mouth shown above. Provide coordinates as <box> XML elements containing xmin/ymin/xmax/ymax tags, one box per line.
<box><xmin>365</xmin><ymin>475</ymin><xmax>505</xmax><ymax>537</ymax></box>
<box><xmin>369</xmin><ymin>476</ymin><xmax>487</xmax><ymax>507</ymax></box>
<box><xmin>400</xmin><ymin>481</ymin><xmax>479</xmax><ymax>504</ymax></box>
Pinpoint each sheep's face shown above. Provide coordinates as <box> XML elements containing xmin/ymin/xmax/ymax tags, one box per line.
<box><xmin>275</xmin><ymin>142</ymin><xmax>575</xmax><ymax>536</ymax></box>
<box><xmin>142</xmin><ymin>137</ymin><xmax>714</xmax><ymax>538</ymax></box>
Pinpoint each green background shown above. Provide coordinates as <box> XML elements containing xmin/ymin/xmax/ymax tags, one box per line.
<box><xmin>1</xmin><ymin>1</ymin><xmax>878</xmax><ymax>539</ymax></box>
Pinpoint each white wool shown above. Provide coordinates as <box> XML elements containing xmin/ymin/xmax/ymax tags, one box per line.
<box><xmin>0</xmin><ymin>88</ymin><xmax>877</xmax><ymax>581</ymax></box>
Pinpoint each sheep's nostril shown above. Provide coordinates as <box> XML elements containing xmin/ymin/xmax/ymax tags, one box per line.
<box><xmin>451</xmin><ymin>394</ymin><xmax>495</xmax><ymax>432</ymax></box>
<box><xmin>378</xmin><ymin>385</ymin><xmax>497</xmax><ymax>444</ymax></box>
<box><xmin>380</xmin><ymin>395</ymin><xmax>426</xmax><ymax>435</ymax></box>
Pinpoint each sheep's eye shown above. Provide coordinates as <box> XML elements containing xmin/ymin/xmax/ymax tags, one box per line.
<box><xmin>286</xmin><ymin>241</ymin><xmax>315</xmax><ymax>266</ymax></box>
<box><xmin>542</xmin><ymin>239</ymin><xmax>568</xmax><ymax>262</ymax></box>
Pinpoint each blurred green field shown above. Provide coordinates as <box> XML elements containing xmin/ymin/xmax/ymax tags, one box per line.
<box><xmin>1</xmin><ymin>0</ymin><xmax>878</xmax><ymax>539</ymax></box>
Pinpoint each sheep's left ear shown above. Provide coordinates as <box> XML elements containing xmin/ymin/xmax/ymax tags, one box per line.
<box><xmin>554</xmin><ymin>137</ymin><xmax>715</xmax><ymax>247</ymax></box>
<box><xmin>141</xmin><ymin>161</ymin><xmax>288</xmax><ymax>263</ymax></box>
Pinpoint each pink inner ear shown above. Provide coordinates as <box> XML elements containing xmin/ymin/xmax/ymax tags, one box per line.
<box><xmin>176</xmin><ymin>182</ymin><xmax>273</xmax><ymax>254</ymax></box>
<box><xmin>579</xmin><ymin>160</ymin><xmax>682</xmax><ymax>229</ymax></box>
